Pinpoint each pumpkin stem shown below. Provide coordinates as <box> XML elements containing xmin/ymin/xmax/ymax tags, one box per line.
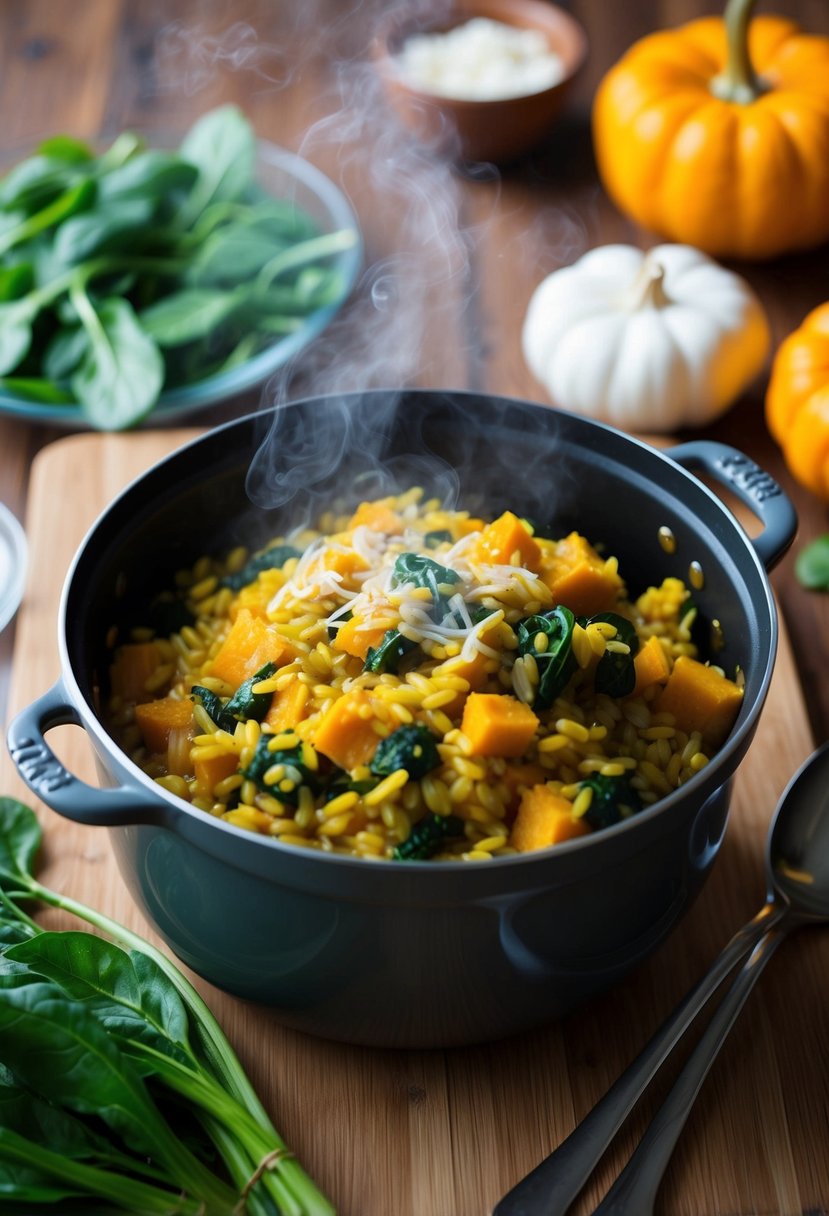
<box><xmin>629</xmin><ymin>260</ymin><xmax>669</xmax><ymax>311</ymax></box>
<box><xmin>710</xmin><ymin>0</ymin><xmax>766</xmax><ymax>104</ymax></box>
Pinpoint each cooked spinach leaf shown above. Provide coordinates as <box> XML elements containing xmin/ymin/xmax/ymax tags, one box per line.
<box><xmin>192</xmin><ymin>661</ymin><xmax>277</xmax><ymax>730</ymax></box>
<box><xmin>579</xmin><ymin>773</ymin><xmax>641</xmax><ymax>830</ymax></box>
<box><xmin>393</xmin><ymin>813</ymin><xmax>465</xmax><ymax>861</ymax></box>
<box><xmin>370</xmin><ymin>724</ymin><xmax>441</xmax><ymax>780</ymax></box>
<box><xmin>516</xmin><ymin>606</ymin><xmax>576</xmax><ymax>709</ymax></box>
<box><xmin>242</xmin><ymin>736</ymin><xmax>320</xmax><ymax>805</ymax></box>
<box><xmin>590</xmin><ymin>612</ymin><xmax>640</xmax><ymax>698</ymax></box>
<box><xmin>220</xmin><ymin>543</ymin><xmax>302</xmax><ymax>590</ymax></box>
<box><xmin>391</xmin><ymin>552</ymin><xmax>461</xmax><ymax>619</ymax></box>
<box><xmin>364</xmin><ymin>628</ymin><xmax>418</xmax><ymax>675</ymax></box>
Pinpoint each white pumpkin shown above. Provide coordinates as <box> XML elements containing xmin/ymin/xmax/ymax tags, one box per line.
<box><xmin>521</xmin><ymin>243</ymin><xmax>770</xmax><ymax>432</ymax></box>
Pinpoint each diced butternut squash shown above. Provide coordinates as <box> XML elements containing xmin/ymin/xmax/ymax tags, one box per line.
<box><xmin>632</xmin><ymin>635</ymin><xmax>671</xmax><ymax>696</ymax></box>
<box><xmin>304</xmin><ymin>534</ymin><xmax>369</xmax><ymax>590</ymax></box>
<box><xmin>538</xmin><ymin>532</ymin><xmax>623</xmax><ymax>617</ymax></box>
<box><xmin>348</xmin><ymin>500</ymin><xmax>403</xmax><ymax>534</ymax></box>
<box><xmin>264</xmin><ymin>677</ymin><xmax>310</xmax><ymax>732</ymax></box>
<box><xmin>134</xmin><ymin>698</ymin><xmax>193</xmax><ymax>754</ymax></box>
<box><xmin>313</xmin><ymin>690</ymin><xmax>381</xmax><ymax>771</ymax></box>
<box><xmin>511</xmin><ymin>785</ymin><xmax>590</xmax><ymax>852</ymax></box>
<box><xmin>655</xmin><ymin>655</ymin><xmax>744</xmax><ymax>748</ymax></box>
<box><xmin>456</xmin><ymin>516</ymin><xmax>486</xmax><ymax>537</ymax></box>
<box><xmin>501</xmin><ymin>763</ymin><xmax>550</xmax><ymax>809</ymax></box>
<box><xmin>110</xmin><ymin>642</ymin><xmax>161</xmax><ymax>703</ymax></box>
<box><xmin>194</xmin><ymin>751</ymin><xmax>239</xmax><ymax>797</ymax></box>
<box><xmin>471</xmin><ymin>511</ymin><xmax>542</xmax><ymax>571</ymax></box>
<box><xmin>209</xmin><ymin>609</ymin><xmax>295</xmax><ymax>690</ymax></box>
<box><xmin>333</xmin><ymin>612</ymin><xmax>394</xmax><ymax>661</ymax></box>
<box><xmin>461</xmin><ymin>693</ymin><xmax>539</xmax><ymax>757</ymax></box>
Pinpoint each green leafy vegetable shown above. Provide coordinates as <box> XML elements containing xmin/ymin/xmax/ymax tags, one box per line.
<box><xmin>393</xmin><ymin>813</ymin><xmax>465</xmax><ymax>861</ymax></box>
<box><xmin>242</xmin><ymin>737</ymin><xmax>320</xmax><ymax>805</ymax></box>
<box><xmin>391</xmin><ymin>552</ymin><xmax>461</xmax><ymax>619</ymax></box>
<box><xmin>516</xmin><ymin>606</ymin><xmax>577</xmax><ymax>709</ymax></box>
<box><xmin>0</xmin><ymin>795</ymin><xmax>334</xmax><ymax>1215</ymax></box>
<box><xmin>364</xmin><ymin>628</ymin><xmax>418</xmax><ymax>674</ymax></box>
<box><xmin>221</xmin><ymin>543</ymin><xmax>302</xmax><ymax>591</ymax></box>
<box><xmin>579</xmin><ymin>774</ymin><xmax>641</xmax><ymax>831</ymax></box>
<box><xmin>423</xmin><ymin>529</ymin><xmax>452</xmax><ymax>548</ymax></box>
<box><xmin>370</xmin><ymin>724</ymin><xmax>441</xmax><ymax>780</ymax></box>
<box><xmin>590</xmin><ymin>612</ymin><xmax>640</xmax><ymax>698</ymax></box>
<box><xmin>795</xmin><ymin>535</ymin><xmax>829</xmax><ymax>591</ymax></box>
<box><xmin>192</xmin><ymin>661</ymin><xmax>277</xmax><ymax>732</ymax></box>
<box><xmin>0</xmin><ymin>106</ymin><xmax>357</xmax><ymax>430</ymax></box>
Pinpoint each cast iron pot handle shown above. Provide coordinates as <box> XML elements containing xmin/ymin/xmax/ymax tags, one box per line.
<box><xmin>7</xmin><ymin>680</ymin><xmax>166</xmax><ymax>827</ymax></box>
<box><xmin>669</xmin><ymin>440</ymin><xmax>797</xmax><ymax>571</ymax></box>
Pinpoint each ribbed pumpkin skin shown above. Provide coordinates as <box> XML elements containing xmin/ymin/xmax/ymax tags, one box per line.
<box><xmin>766</xmin><ymin>303</ymin><xmax>829</xmax><ymax>501</ymax></box>
<box><xmin>592</xmin><ymin>16</ymin><xmax>829</xmax><ymax>260</ymax></box>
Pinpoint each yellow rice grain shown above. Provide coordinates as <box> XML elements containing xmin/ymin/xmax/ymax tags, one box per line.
<box><xmin>324</xmin><ymin>791</ymin><xmax>360</xmax><ymax>817</ymax></box>
<box><xmin>555</xmin><ymin>718</ymin><xmax>590</xmax><ymax>743</ymax></box>
<box><xmin>155</xmin><ymin>775</ymin><xmax>189</xmax><ymax>799</ymax></box>
<box><xmin>572</xmin><ymin>787</ymin><xmax>593</xmax><ymax>818</ymax></box>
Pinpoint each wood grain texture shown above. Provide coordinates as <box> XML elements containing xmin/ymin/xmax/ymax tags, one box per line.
<box><xmin>0</xmin><ymin>431</ymin><xmax>823</xmax><ymax>1216</ymax></box>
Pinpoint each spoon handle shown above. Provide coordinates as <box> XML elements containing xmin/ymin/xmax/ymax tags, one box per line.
<box><xmin>492</xmin><ymin>902</ymin><xmax>784</xmax><ymax>1216</ymax></box>
<box><xmin>590</xmin><ymin>924</ymin><xmax>787</xmax><ymax>1216</ymax></box>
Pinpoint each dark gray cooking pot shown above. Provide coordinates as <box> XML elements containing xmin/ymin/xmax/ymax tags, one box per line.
<box><xmin>7</xmin><ymin>391</ymin><xmax>796</xmax><ymax>1048</ymax></box>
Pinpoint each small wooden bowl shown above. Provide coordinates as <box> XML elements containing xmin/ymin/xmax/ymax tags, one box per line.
<box><xmin>373</xmin><ymin>0</ymin><xmax>588</xmax><ymax>164</ymax></box>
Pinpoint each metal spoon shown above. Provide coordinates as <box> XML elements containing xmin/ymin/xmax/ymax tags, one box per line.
<box><xmin>493</xmin><ymin>742</ymin><xmax>829</xmax><ymax>1216</ymax></box>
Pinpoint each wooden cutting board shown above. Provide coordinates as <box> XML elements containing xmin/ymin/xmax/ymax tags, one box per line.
<box><xmin>1</xmin><ymin>431</ymin><xmax>824</xmax><ymax>1216</ymax></box>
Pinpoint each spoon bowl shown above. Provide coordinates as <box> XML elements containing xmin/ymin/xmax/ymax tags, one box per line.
<box><xmin>769</xmin><ymin>740</ymin><xmax>829</xmax><ymax>918</ymax></box>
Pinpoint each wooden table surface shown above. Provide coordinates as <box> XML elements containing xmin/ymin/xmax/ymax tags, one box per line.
<box><xmin>1</xmin><ymin>2</ymin><xmax>828</xmax><ymax>1214</ymax></box>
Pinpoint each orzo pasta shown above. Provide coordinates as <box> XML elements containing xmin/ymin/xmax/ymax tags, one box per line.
<box><xmin>107</xmin><ymin>491</ymin><xmax>744</xmax><ymax>860</ymax></box>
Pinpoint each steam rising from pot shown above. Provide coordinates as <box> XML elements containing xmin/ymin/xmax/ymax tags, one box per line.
<box><xmin>155</xmin><ymin>0</ymin><xmax>590</xmax><ymax>515</ymax></box>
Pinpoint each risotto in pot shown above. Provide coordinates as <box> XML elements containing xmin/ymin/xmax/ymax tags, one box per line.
<box><xmin>107</xmin><ymin>491</ymin><xmax>744</xmax><ymax>861</ymax></box>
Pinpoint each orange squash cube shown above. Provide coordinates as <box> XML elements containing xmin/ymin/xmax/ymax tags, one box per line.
<box><xmin>263</xmin><ymin>677</ymin><xmax>311</xmax><ymax>732</ymax></box>
<box><xmin>632</xmin><ymin>635</ymin><xmax>671</xmax><ymax>696</ymax></box>
<box><xmin>655</xmin><ymin>655</ymin><xmax>744</xmax><ymax>748</ymax></box>
<box><xmin>333</xmin><ymin>611</ymin><xmax>395</xmax><ymax>661</ymax></box>
<box><xmin>313</xmin><ymin>690</ymin><xmax>381</xmax><ymax>771</ymax></box>
<box><xmin>348</xmin><ymin>500</ymin><xmax>403</xmax><ymax>534</ymax></box>
<box><xmin>110</xmin><ymin>642</ymin><xmax>162</xmax><ymax>704</ymax></box>
<box><xmin>194</xmin><ymin>751</ymin><xmax>239</xmax><ymax>797</ymax></box>
<box><xmin>472</xmin><ymin>511</ymin><xmax>542</xmax><ymax>571</ymax></box>
<box><xmin>512</xmin><ymin>785</ymin><xmax>590</xmax><ymax>852</ymax></box>
<box><xmin>461</xmin><ymin>693</ymin><xmax>539</xmax><ymax>757</ymax></box>
<box><xmin>209</xmin><ymin>609</ymin><xmax>295</xmax><ymax>690</ymax></box>
<box><xmin>134</xmin><ymin>698</ymin><xmax>193</xmax><ymax>755</ymax></box>
<box><xmin>538</xmin><ymin>532</ymin><xmax>622</xmax><ymax>616</ymax></box>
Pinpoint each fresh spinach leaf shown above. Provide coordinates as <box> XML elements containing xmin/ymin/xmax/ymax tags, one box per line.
<box><xmin>179</xmin><ymin>104</ymin><xmax>256</xmax><ymax>219</ymax></box>
<box><xmin>36</xmin><ymin>135</ymin><xmax>94</xmax><ymax>165</ymax></box>
<box><xmin>71</xmin><ymin>295</ymin><xmax>164</xmax><ymax>430</ymax></box>
<box><xmin>516</xmin><ymin>606</ymin><xmax>576</xmax><ymax>709</ymax></box>
<box><xmin>53</xmin><ymin>198</ymin><xmax>157</xmax><ymax>265</ymax></box>
<box><xmin>0</xmin><ymin>797</ymin><xmax>41</xmax><ymax>887</ymax></box>
<box><xmin>423</xmin><ymin>529</ymin><xmax>452</xmax><ymax>548</ymax></box>
<box><xmin>138</xmin><ymin>287</ymin><xmax>242</xmax><ymax>347</ymax></box>
<box><xmin>97</xmin><ymin>151</ymin><xmax>197</xmax><ymax>204</ymax></box>
<box><xmin>795</xmin><ymin>535</ymin><xmax>829</xmax><ymax>591</ymax></box>
<box><xmin>0</xmin><ymin>377</ymin><xmax>73</xmax><ymax>404</ymax></box>
<box><xmin>0</xmin><ymin>305</ymin><xmax>34</xmax><ymax>375</ymax></box>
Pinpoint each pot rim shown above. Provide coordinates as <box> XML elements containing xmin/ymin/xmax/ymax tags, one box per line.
<box><xmin>56</xmin><ymin>390</ymin><xmax>778</xmax><ymax>875</ymax></box>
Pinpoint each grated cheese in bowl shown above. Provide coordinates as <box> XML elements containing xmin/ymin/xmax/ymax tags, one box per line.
<box><xmin>394</xmin><ymin>16</ymin><xmax>565</xmax><ymax>101</ymax></box>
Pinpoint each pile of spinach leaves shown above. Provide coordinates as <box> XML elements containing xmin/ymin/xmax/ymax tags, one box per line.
<box><xmin>0</xmin><ymin>797</ymin><xmax>334</xmax><ymax>1215</ymax></box>
<box><xmin>0</xmin><ymin>106</ymin><xmax>356</xmax><ymax>428</ymax></box>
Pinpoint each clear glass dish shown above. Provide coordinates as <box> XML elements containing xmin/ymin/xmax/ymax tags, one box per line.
<box><xmin>0</xmin><ymin>137</ymin><xmax>362</xmax><ymax>428</ymax></box>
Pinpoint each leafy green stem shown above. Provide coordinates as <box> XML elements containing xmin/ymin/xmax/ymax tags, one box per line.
<box><xmin>0</xmin><ymin>1126</ymin><xmax>211</xmax><ymax>1214</ymax></box>
<box><xmin>255</xmin><ymin>229</ymin><xmax>357</xmax><ymax>293</ymax></box>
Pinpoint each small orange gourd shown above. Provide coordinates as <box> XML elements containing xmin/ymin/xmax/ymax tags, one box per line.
<box><xmin>765</xmin><ymin>303</ymin><xmax>829</xmax><ymax>501</ymax></box>
<box><xmin>592</xmin><ymin>0</ymin><xmax>829</xmax><ymax>260</ymax></box>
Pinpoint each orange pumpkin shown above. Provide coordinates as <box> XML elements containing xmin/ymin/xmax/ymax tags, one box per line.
<box><xmin>765</xmin><ymin>303</ymin><xmax>829</xmax><ymax>500</ymax></box>
<box><xmin>592</xmin><ymin>0</ymin><xmax>829</xmax><ymax>260</ymax></box>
